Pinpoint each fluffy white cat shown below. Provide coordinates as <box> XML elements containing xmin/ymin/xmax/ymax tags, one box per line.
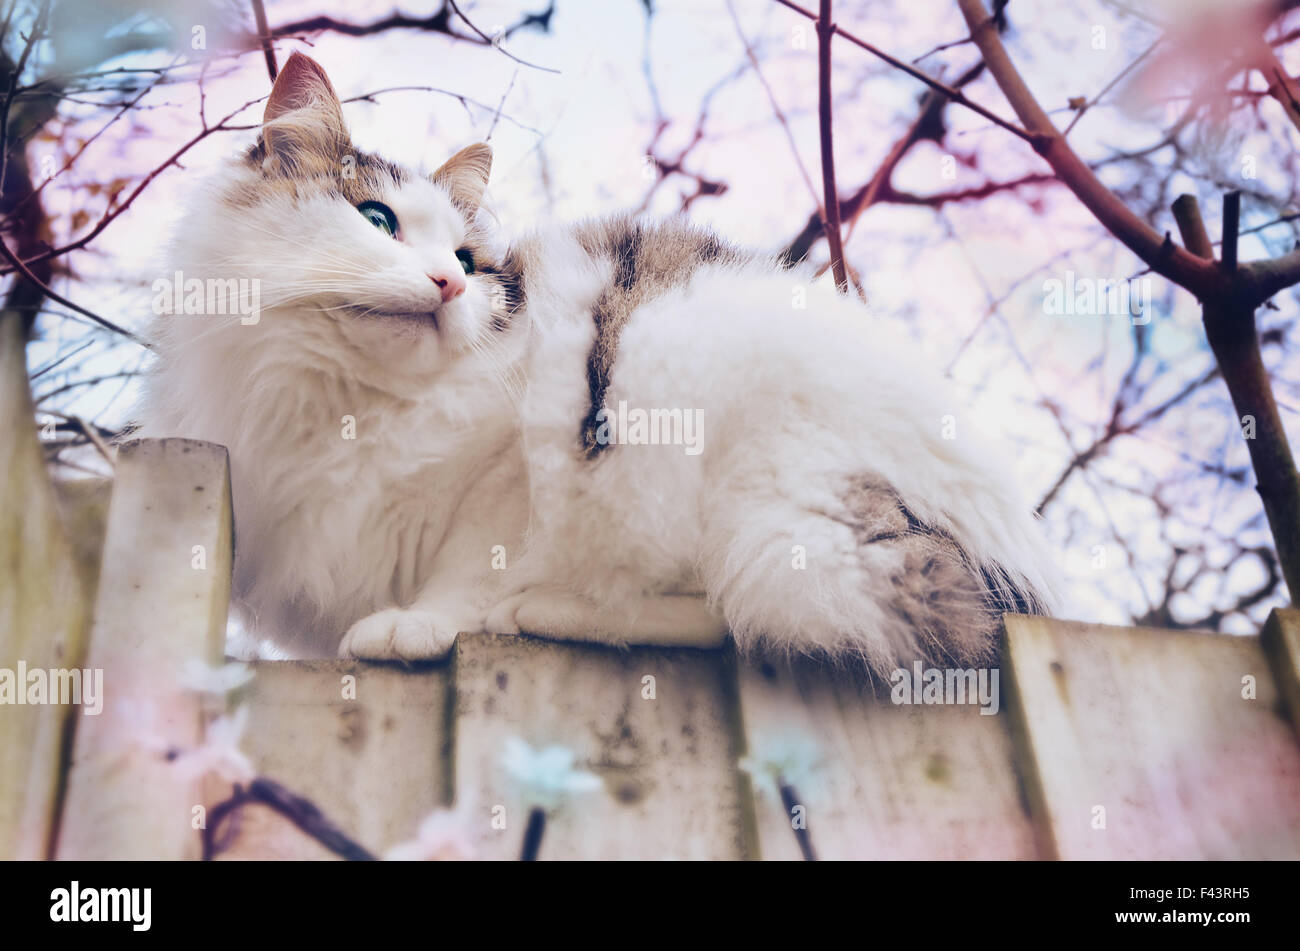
<box><xmin>137</xmin><ymin>53</ymin><xmax>1056</xmax><ymax>673</ymax></box>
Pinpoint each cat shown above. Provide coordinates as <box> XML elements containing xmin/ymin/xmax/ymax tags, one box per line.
<box><xmin>136</xmin><ymin>52</ymin><xmax>1057</xmax><ymax>673</ymax></box>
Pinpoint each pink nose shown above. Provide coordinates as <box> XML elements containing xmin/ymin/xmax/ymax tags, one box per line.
<box><xmin>429</xmin><ymin>270</ymin><xmax>466</xmax><ymax>302</ymax></box>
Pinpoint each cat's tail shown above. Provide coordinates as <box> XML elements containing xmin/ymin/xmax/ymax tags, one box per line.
<box><xmin>700</xmin><ymin>470</ymin><xmax>1056</xmax><ymax>676</ymax></box>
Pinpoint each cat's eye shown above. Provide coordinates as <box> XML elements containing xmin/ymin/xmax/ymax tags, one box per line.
<box><xmin>455</xmin><ymin>248</ymin><xmax>475</xmax><ymax>275</ymax></box>
<box><xmin>357</xmin><ymin>201</ymin><xmax>398</xmax><ymax>237</ymax></box>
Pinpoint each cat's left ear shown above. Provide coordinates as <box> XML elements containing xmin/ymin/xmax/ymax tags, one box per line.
<box><xmin>261</xmin><ymin>52</ymin><xmax>348</xmax><ymax>173</ymax></box>
<box><xmin>432</xmin><ymin>143</ymin><xmax>492</xmax><ymax>211</ymax></box>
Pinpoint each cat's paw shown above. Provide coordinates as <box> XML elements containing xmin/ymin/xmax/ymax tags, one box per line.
<box><xmin>339</xmin><ymin>608</ymin><xmax>461</xmax><ymax>661</ymax></box>
<box><xmin>483</xmin><ymin>592</ymin><xmax>529</xmax><ymax>636</ymax></box>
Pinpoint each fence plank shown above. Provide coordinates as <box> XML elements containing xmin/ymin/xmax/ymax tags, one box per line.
<box><xmin>56</xmin><ymin>438</ymin><xmax>232</xmax><ymax>860</ymax></box>
<box><xmin>452</xmin><ymin>633</ymin><xmax>747</xmax><ymax>860</ymax></box>
<box><xmin>1263</xmin><ymin>608</ymin><xmax>1300</xmax><ymax>741</ymax></box>
<box><xmin>736</xmin><ymin>658</ymin><xmax>1038</xmax><ymax>860</ymax></box>
<box><xmin>1005</xmin><ymin>614</ymin><xmax>1300</xmax><ymax>859</ymax></box>
<box><xmin>215</xmin><ymin>659</ymin><xmax>450</xmax><ymax>860</ymax></box>
<box><xmin>51</xmin><ymin>478</ymin><xmax>111</xmax><ymax>604</ymax></box>
<box><xmin>0</xmin><ymin>314</ymin><xmax>91</xmax><ymax>860</ymax></box>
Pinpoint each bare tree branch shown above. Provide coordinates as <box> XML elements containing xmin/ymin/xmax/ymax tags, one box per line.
<box><xmin>815</xmin><ymin>0</ymin><xmax>847</xmax><ymax>292</ymax></box>
<box><xmin>957</xmin><ymin>0</ymin><xmax>1300</xmax><ymax>598</ymax></box>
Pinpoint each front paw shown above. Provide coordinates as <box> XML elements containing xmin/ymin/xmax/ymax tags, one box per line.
<box><xmin>339</xmin><ymin>608</ymin><xmax>462</xmax><ymax>661</ymax></box>
<box><xmin>484</xmin><ymin>591</ymin><xmax>529</xmax><ymax>636</ymax></box>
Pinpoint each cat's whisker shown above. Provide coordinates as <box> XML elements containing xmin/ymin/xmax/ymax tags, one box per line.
<box><xmin>154</xmin><ymin>315</ymin><xmax>247</xmax><ymax>352</ymax></box>
<box><xmin>230</xmin><ymin>221</ymin><xmax>364</xmax><ymax>265</ymax></box>
<box><xmin>466</xmin><ymin>333</ymin><xmax>526</xmax><ymax>412</ymax></box>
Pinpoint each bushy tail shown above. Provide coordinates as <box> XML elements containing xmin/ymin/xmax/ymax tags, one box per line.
<box><xmin>702</xmin><ymin>472</ymin><xmax>1052</xmax><ymax>675</ymax></box>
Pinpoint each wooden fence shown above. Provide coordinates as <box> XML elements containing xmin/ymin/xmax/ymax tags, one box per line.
<box><xmin>4</xmin><ymin>318</ymin><xmax>1300</xmax><ymax>859</ymax></box>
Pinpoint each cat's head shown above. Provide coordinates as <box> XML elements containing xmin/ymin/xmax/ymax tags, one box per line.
<box><xmin>177</xmin><ymin>52</ymin><xmax>519</xmax><ymax>386</ymax></box>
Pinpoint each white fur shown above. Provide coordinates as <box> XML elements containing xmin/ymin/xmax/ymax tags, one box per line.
<box><xmin>138</xmin><ymin>159</ymin><xmax>529</xmax><ymax>657</ymax></box>
<box><xmin>139</xmin><ymin>131</ymin><xmax>1057</xmax><ymax>672</ymax></box>
<box><xmin>488</xmin><ymin>230</ymin><xmax>1058</xmax><ymax>669</ymax></box>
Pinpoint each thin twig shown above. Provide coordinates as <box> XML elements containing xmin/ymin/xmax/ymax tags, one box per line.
<box><xmin>447</xmin><ymin>0</ymin><xmax>560</xmax><ymax>74</ymax></box>
<box><xmin>725</xmin><ymin>0</ymin><xmax>821</xmax><ymax>209</ymax></box>
<box><xmin>66</xmin><ymin>413</ymin><xmax>114</xmax><ymax>467</ymax></box>
<box><xmin>342</xmin><ymin>85</ymin><xmax>544</xmax><ymax>136</ymax></box>
<box><xmin>815</xmin><ymin>0</ymin><xmax>848</xmax><ymax>293</ymax></box>
<box><xmin>29</xmin><ymin>338</ymin><xmax>93</xmax><ymax>380</ymax></box>
<box><xmin>774</xmin><ymin>0</ymin><xmax>1042</xmax><ymax>147</ymax></box>
<box><xmin>1061</xmin><ymin>38</ymin><xmax>1161</xmax><ymax>137</ymax></box>
<box><xmin>779</xmin><ymin>782</ymin><xmax>818</xmax><ymax>861</ymax></box>
<box><xmin>781</xmin><ymin>61</ymin><xmax>995</xmax><ymax>265</ymax></box>
<box><xmin>250</xmin><ymin>0</ymin><xmax>278</xmax><ymax>81</ymax></box>
<box><xmin>0</xmin><ymin>94</ymin><xmax>269</xmax><ymax>276</ymax></box>
<box><xmin>486</xmin><ymin>69</ymin><xmax>518</xmax><ymax>141</ymax></box>
<box><xmin>203</xmin><ymin>777</ymin><xmax>377</xmax><ymax>861</ymax></box>
<box><xmin>0</xmin><ymin>0</ymin><xmax>48</xmax><ymax>207</ymax></box>
<box><xmin>520</xmin><ymin>807</ymin><xmax>545</xmax><ymax>861</ymax></box>
<box><xmin>0</xmin><ymin>232</ymin><xmax>145</xmax><ymax>344</ymax></box>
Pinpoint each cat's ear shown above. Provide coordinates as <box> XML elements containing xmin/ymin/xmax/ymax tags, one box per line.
<box><xmin>260</xmin><ymin>52</ymin><xmax>348</xmax><ymax>173</ymax></box>
<box><xmin>432</xmin><ymin>143</ymin><xmax>492</xmax><ymax>211</ymax></box>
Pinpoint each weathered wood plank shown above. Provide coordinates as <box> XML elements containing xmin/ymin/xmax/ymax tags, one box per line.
<box><xmin>56</xmin><ymin>438</ymin><xmax>233</xmax><ymax>860</ymax></box>
<box><xmin>736</xmin><ymin>656</ymin><xmax>1038</xmax><ymax>860</ymax></box>
<box><xmin>51</xmin><ymin>477</ymin><xmax>111</xmax><ymax>605</ymax></box>
<box><xmin>1262</xmin><ymin>608</ymin><xmax>1300</xmax><ymax>741</ymax></box>
<box><xmin>1005</xmin><ymin>614</ymin><xmax>1300</xmax><ymax>859</ymax></box>
<box><xmin>452</xmin><ymin>633</ymin><xmax>747</xmax><ymax>859</ymax></box>
<box><xmin>216</xmin><ymin>659</ymin><xmax>450</xmax><ymax>860</ymax></box>
<box><xmin>0</xmin><ymin>314</ymin><xmax>91</xmax><ymax>860</ymax></box>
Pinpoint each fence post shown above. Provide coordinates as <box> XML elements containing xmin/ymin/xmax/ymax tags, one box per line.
<box><xmin>0</xmin><ymin>313</ymin><xmax>93</xmax><ymax>859</ymax></box>
<box><xmin>1263</xmin><ymin>608</ymin><xmax>1300</xmax><ymax>741</ymax></box>
<box><xmin>1004</xmin><ymin>614</ymin><xmax>1300</xmax><ymax>859</ymax></box>
<box><xmin>56</xmin><ymin>438</ymin><xmax>232</xmax><ymax>860</ymax></box>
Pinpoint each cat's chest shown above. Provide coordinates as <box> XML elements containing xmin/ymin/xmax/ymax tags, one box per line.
<box><xmin>233</xmin><ymin>424</ymin><xmax>464</xmax><ymax>567</ymax></box>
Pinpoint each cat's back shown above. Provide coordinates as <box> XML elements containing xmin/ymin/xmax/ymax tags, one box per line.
<box><xmin>510</xmin><ymin>213</ymin><xmax>945</xmax><ymax>467</ymax></box>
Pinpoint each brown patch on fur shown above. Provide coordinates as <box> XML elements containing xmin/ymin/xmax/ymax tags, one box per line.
<box><xmin>574</xmin><ymin>217</ymin><xmax>752</xmax><ymax>457</ymax></box>
<box><xmin>236</xmin><ymin>142</ymin><xmax>405</xmax><ymax>208</ymax></box>
<box><xmin>843</xmin><ymin>474</ymin><xmax>1041</xmax><ymax>666</ymax></box>
<box><xmin>475</xmin><ymin>246</ymin><xmax>527</xmax><ymax>332</ymax></box>
<box><xmin>892</xmin><ymin>535</ymin><xmax>996</xmax><ymax>665</ymax></box>
<box><xmin>237</xmin><ymin>50</ymin><xmax>407</xmax><ymax>210</ymax></box>
<box><xmin>841</xmin><ymin>475</ymin><xmax>912</xmax><ymax>542</ymax></box>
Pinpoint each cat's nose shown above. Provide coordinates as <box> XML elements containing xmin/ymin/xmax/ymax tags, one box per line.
<box><xmin>429</xmin><ymin>269</ymin><xmax>466</xmax><ymax>302</ymax></box>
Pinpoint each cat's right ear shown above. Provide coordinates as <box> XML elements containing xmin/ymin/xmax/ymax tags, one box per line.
<box><xmin>259</xmin><ymin>52</ymin><xmax>348</xmax><ymax>174</ymax></box>
<box><xmin>432</xmin><ymin>143</ymin><xmax>493</xmax><ymax>211</ymax></box>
